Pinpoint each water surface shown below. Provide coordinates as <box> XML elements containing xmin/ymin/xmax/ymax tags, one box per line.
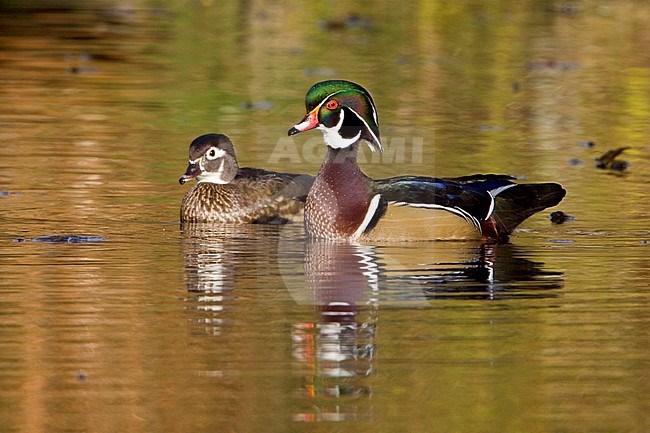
<box><xmin>1</xmin><ymin>1</ymin><xmax>649</xmax><ymax>432</ymax></box>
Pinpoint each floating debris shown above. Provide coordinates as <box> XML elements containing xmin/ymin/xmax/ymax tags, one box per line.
<box><xmin>568</xmin><ymin>158</ymin><xmax>582</xmax><ymax>166</ymax></box>
<box><xmin>545</xmin><ymin>2</ymin><xmax>578</xmax><ymax>15</ymax></box>
<box><xmin>13</xmin><ymin>235</ymin><xmax>106</xmax><ymax>243</ymax></box>
<box><xmin>477</xmin><ymin>124</ymin><xmax>502</xmax><ymax>132</ymax></box>
<box><xmin>65</xmin><ymin>53</ymin><xmax>98</xmax><ymax>75</ymax></box>
<box><xmin>320</xmin><ymin>14</ymin><xmax>372</xmax><ymax>31</ymax></box>
<box><xmin>549</xmin><ymin>210</ymin><xmax>575</xmax><ymax>224</ymax></box>
<box><xmin>548</xmin><ymin>238</ymin><xmax>574</xmax><ymax>244</ymax></box>
<box><xmin>594</xmin><ymin>147</ymin><xmax>630</xmax><ymax>170</ymax></box>
<box><xmin>526</xmin><ymin>59</ymin><xmax>579</xmax><ymax>71</ymax></box>
<box><xmin>240</xmin><ymin>101</ymin><xmax>272</xmax><ymax>110</ymax></box>
<box><xmin>609</xmin><ymin>160</ymin><xmax>629</xmax><ymax>171</ymax></box>
<box><xmin>69</xmin><ymin>65</ymin><xmax>98</xmax><ymax>74</ymax></box>
<box><xmin>580</xmin><ymin>141</ymin><xmax>595</xmax><ymax>148</ymax></box>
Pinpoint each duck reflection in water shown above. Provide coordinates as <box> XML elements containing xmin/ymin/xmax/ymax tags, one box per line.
<box><xmin>291</xmin><ymin>241</ymin><xmax>379</xmax><ymax>422</ymax></box>
<box><xmin>290</xmin><ymin>239</ymin><xmax>562</xmax><ymax>422</ymax></box>
<box><xmin>377</xmin><ymin>242</ymin><xmax>564</xmax><ymax>301</ymax></box>
<box><xmin>180</xmin><ymin>223</ymin><xmax>238</xmax><ymax>337</ymax></box>
<box><xmin>180</xmin><ymin>222</ymin><xmax>287</xmax><ymax>336</ymax></box>
<box><xmin>181</xmin><ymin>223</ymin><xmax>562</xmax><ymax>422</ymax></box>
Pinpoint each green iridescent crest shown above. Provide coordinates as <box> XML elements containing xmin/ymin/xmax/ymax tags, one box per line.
<box><xmin>304</xmin><ymin>80</ymin><xmax>371</xmax><ymax>111</ymax></box>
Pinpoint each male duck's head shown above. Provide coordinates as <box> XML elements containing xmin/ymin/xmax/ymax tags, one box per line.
<box><xmin>288</xmin><ymin>80</ymin><xmax>382</xmax><ymax>152</ymax></box>
<box><xmin>179</xmin><ymin>133</ymin><xmax>239</xmax><ymax>185</ymax></box>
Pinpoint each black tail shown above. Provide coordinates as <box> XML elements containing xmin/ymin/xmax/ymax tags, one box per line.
<box><xmin>491</xmin><ymin>183</ymin><xmax>566</xmax><ymax>240</ymax></box>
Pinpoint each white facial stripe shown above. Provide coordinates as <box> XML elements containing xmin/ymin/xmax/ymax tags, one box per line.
<box><xmin>317</xmin><ymin>90</ymin><xmax>382</xmax><ymax>152</ymax></box>
<box><xmin>319</xmin><ymin>109</ymin><xmax>361</xmax><ymax>149</ymax></box>
<box><xmin>346</xmin><ymin>107</ymin><xmax>382</xmax><ymax>152</ymax></box>
<box><xmin>296</xmin><ymin>90</ymin><xmax>346</xmax><ymax>131</ymax></box>
<box><xmin>326</xmin><ymin>89</ymin><xmax>378</xmax><ymax>140</ymax></box>
<box><xmin>319</xmin><ymin>106</ymin><xmax>381</xmax><ymax>151</ymax></box>
<box><xmin>197</xmin><ymin>159</ymin><xmax>229</xmax><ymax>184</ymax></box>
<box><xmin>206</xmin><ymin>147</ymin><xmax>227</xmax><ymax>160</ymax></box>
<box><xmin>320</xmin><ymin>90</ymin><xmax>346</xmax><ymax>109</ymax></box>
<box><xmin>311</xmin><ymin>90</ymin><xmax>343</xmax><ymax>112</ymax></box>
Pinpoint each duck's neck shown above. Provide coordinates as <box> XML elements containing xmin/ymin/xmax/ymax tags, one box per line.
<box><xmin>305</xmin><ymin>142</ymin><xmax>371</xmax><ymax>239</ymax></box>
<box><xmin>322</xmin><ymin>143</ymin><xmax>360</xmax><ymax>166</ymax></box>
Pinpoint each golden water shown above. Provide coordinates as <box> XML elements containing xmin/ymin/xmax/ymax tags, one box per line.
<box><xmin>1</xmin><ymin>1</ymin><xmax>649</xmax><ymax>432</ymax></box>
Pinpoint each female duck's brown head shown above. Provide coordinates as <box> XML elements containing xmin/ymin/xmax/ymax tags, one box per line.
<box><xmin>179</xmin><ymin>134</ymin><xmax>239</xmax><ymax>185</ymax></box>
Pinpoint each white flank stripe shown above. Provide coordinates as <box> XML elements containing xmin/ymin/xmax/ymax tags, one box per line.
<box><xmin>486</xmin><ymin>183</ymin><xmax>516</xmax><ymax>218</ymax></box>
<box><xmin>389</xmin><ymin>201</ymin><xmax>482</xmax><ymax>232</ymax></box>
<box><xmin>353</xmin><ymin>194</ymin><xmax>382</xmax><ymax>239</ymax></box>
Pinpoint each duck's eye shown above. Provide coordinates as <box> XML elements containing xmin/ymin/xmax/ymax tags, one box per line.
<box><xmin>206</xmin><ymin>147</ymin><xmax>218</xmax><ymax>160</ymax></box>
<box><xmin>325</xmin><ymin>99</ymin><xmax>339</xmax><ymax>110</ymax></box>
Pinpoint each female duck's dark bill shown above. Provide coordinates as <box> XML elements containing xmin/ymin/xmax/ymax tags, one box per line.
<box><xmin>179</xmin><ymin>163</ymin><xmax>201</xmax><ymax>185</ymax></box>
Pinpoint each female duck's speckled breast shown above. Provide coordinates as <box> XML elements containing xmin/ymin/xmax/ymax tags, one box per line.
<box><xmin>181</xmin><ymin>180</ymin><xmax>306</xmax><ymax>224</ymax></box>
<box><xmin>181</xmin><ymin>183</ymin><xmax>250</xmax><ymax>223</ymax></box>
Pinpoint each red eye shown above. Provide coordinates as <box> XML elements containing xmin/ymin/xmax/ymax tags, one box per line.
<box><xmin>325</xmin><ymin>99</ymin><xmax>339</xmax><ymax>110</ymax></box>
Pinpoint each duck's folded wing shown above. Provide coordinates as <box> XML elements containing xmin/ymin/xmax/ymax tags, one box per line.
<box><xmin>239</xmin><ymin>168</ymin><xmax>315</xmax><ymax>202</ymax></box>
<box><xmin>374</xmin><ymin>176</ymin><xmax>496</xmax><ymax>223</ymax></box>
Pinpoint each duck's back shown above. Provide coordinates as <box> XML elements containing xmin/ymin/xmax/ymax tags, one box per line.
<box><xmin>180</xmin><ymin>169</ymin><xmax>313</xmax><ymax>224</ymax></box>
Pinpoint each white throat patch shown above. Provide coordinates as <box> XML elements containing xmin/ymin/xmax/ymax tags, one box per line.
<box><xmin>197</xmin><ymin>159</ymin><xmax>230</xmax><ymax>184</ymax></box>
<box><xmin>318</xmin><ymin>109</ymin><xmax>361</xmax><ymax>149</ymax></box>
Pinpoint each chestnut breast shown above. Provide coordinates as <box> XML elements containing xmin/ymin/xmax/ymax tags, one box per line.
<box><xmin>305</xmin><ymin>157</ymin><xmax>371</xmax><ymax>239</ymax></box>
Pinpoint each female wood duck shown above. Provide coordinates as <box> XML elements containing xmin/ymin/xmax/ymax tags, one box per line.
<box><xmin>288</xmin><ymin>80</ymin><xmax>566</xmax><ymax>242</ymax></box>
<box><xmin>179</xmin><ymin>133</ymin><xmax>314</xmax><ymax>224</ymax></box>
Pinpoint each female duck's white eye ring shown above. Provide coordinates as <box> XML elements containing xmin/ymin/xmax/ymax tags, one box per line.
<box><xmin>205</xmin><ymin>147</ymin><xmax>225</xmax><ymax>160</ymax></box>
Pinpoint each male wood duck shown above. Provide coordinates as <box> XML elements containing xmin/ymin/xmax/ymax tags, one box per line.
<box><xmin>288</xmin><ymin>80</ymin><xmax>566</xmax><ymax>242</ymax></box>
<box><xmin>179</xmin><ymin>133</ymin><xmax>314</xmax><ymax>223</ymax></box>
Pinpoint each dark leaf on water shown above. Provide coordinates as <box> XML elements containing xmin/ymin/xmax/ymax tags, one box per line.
<box><xmin>21</xmin><ymin>235</ymin><xmax>106</xmax><ymax>243</ymax></box>
<box><xmin>595</xmin><ymin>147</ymin><xmax>630</xmax><ymax>170</ymax></box>
<box><xmin>549</xmin><ymin>210</ymin><xmax>575</xmax><ymax>224</ymax></box>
